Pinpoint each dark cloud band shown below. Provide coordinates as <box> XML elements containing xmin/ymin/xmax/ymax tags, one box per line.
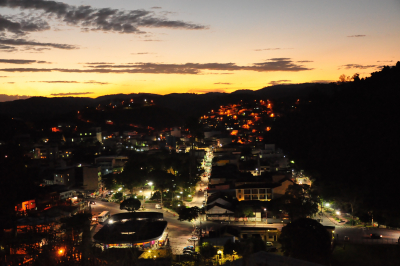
<box><xmin>0</xmin><ymin>58</ymin><xmax>313</xmax><ymax>74</ymax></box>
<box><xmin>0</xmin><ymin>38</ymin><xmax>77</xmax><ymax>49</ymax></box>
<box><xmin>0</xmin><ymin>0</ymin><xmax>207</xmax><ymax>34</ymax></box>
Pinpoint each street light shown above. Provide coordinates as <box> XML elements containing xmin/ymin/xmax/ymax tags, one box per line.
<box><xmin>148</xmin><ymin>182</ymin><xmax>153</xmax><ymax>198</ymax></box>
<box><xmin>140</xmin><ymin>190</ymin><xmax>144</xmax><ymax>209</ymax></box>
<box><xmin>264</xmin><ymin>208</ymin><xmax>268</xmax><ymax>224</ymax></box>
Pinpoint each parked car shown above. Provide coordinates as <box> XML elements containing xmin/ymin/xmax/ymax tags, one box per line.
<box><xmin>90</xmin><ymin>201</ymin><xmax>96</xmax><ymax>205</ymax></box>
<box><xmin>370</xmin><ymin>233</ymin><xmax>382</xmax><ymax>239</ymax></box>
<box><xmin>183</xmin><ymin>245</ymin><xmax>195</xmax><ymax>251</ymax></box>
<box><xmin>101</xmin><ymin>198</ymin><xmax>108</xmax><ymax>202</ymax></box>
<box><xmin>266</xmin><ymin>242</ymin><xmax>273</xmax><ymax>247</ymax></box>
<box><xmin>155</xmin><ymin>204</ymin><xmax>162</xmax><ymax>209</ymax></box>
<box><xmin>188</xmin><ymin>236</ymin><xmax>198</xmax><ymax>241</ymax></box>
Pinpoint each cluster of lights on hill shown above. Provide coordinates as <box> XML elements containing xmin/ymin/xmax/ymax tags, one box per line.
<box><xmin>200</xmin><ymin>100</ymin><xmax>276</xmax><ymax>144</ymax></box>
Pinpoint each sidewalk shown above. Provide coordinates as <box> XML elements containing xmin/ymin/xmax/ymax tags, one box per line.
<box><xmin>322</xmin><ymin>210</ymin><xmax>350</xmax><ymax>226</ymax></box>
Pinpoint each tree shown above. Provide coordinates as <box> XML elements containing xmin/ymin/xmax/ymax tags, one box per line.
<box><xmin>177</xmin><ymin>206</ymin><xmax>199</xmax><ymax>225</ymax></box>
<box><xmin>120</xmin><ymin>198</ymin><xmax>141</xmax><ymax>212</ymax></box>
<box><xmin>199</xmin><ymin>242</ymin><xmax>217</xmax><ymax>263</ymax></box>
<box><xmin>234</xmin><ymin>205</ymin><xmax>254</xmax><ymax>219</ymax></box>
<box><xmin>240</xmin><ymin>146</ymin><xmax>253</xmax><ymax>161</ymax></box>
<box><xmin>278</xmin><ymin>218</ymin><xmax>331</xmax><ymax>265</ymax></box>
<box><xmin>113</xmin><ymin>192</ymin><xmax>123</xmax><ymax>201</ymax></box>
<box><xmin>282</xmin><ymin>184</ymin><xmax>319</xmax><ymax>221</ymax></box>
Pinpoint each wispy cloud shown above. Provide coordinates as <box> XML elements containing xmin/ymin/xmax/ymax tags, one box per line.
<box><xmin>35</xmin><ymin>80</ymin><xmax>110</xmax><ymax>85</ymax></box>
<box><xmin>151</xmin><ymin>7</ymin><xmax>162</xmax><ymax>9</ymax></box>
<box><xmin>0</xmin><ymin>59</ymin><xmax>50</xmax><ymax>64</ymax></box>
<box><xmin>131</xmin><ymin>52</ymin><xmax>155</xmax><ymax>55</ymax></box>
<box><xmin>84</xmin><ymin>62</ymin><xmax>114</xmax><ymax>65</ymax></box>
<box><xmin>347</xmin><ymin>35</ymin><xmax>366</xmax><ymax>37</ymax></box>
<box><xmin>311</xmin><ymin>80</ymin><xmax>334</xmax><ymax>84</ymax></box>
<box><xmin>0</xmin><ymin>0</ymin><xmax>207</xmax><ymax>34</ymax></box>
<box><xmin>340</xmin><ymin>64</ymin><xmax>378</xmax><ymax>69</ymax></box>
<box><xmin>377</xmin><ymin>60</ymin><xmax>393</xmax><ymax>63</ymax></box>
<box><xmin>297</xmin><ymin>60</ymin><xmax>313</xmax><ymax>63</ymax></box>
<box><xmin>269</xmin><ymin>80</ymin><xmax>291</xmax><ymax>85</ymax></box>
<box><xmin>0</xmin><ymin>38</ymin><xmax>78</xmax><ymax>50</ymax></box>
<box><xmin>50</xmin><ymin>92</ymin><xmax>94</xmax><ymax>96</ymax></box>
<box><xmin>37</xmin><ymin>81</ymin><xmax>79</xmax><ymax>83</ymax></box>
<box><xmin>0</xmin><ymin>58</ymin><xmax>313</xmax><ymax>74</ymax></box>
<box><xmin>214</xmin><ymin>82</ymin><xmax>232</xmax><ymax>85</ymax></box>
<box><xmin>187</xmin><ymin>88</ymin><xmax>227</xmax><ymax>94</ymax></box>
<box><xmin>83</xmin><ymin>80</ymin><xmax>110</xmax><ymax>85</ymax></box>
<box><xmin>0</xmin><ymin>15</ymin><xmax>50</xmax><ymax>35</ymax></box>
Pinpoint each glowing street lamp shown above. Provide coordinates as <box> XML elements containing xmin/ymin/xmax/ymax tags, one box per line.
<box><xmin>58</xmin><ymin>248</ymin><xmax>64</xmax><ymax>256</ymax></box>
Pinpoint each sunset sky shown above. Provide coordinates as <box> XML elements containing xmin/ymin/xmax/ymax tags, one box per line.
<box><xmin>1</xmin><ymin>0</ymin><xmax>399</xmax><ymax>101</ymax></box>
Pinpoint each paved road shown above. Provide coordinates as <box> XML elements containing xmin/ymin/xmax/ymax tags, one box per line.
<box><xmin>318</xmin><ymin>211</ymin><xmax>400</xmax><ymax>244</ymax></box>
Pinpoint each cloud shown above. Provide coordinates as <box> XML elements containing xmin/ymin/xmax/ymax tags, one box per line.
<box><xmin>131</xmin><ymin>52</ymin><xmax>155</xmax><ymax>55</ymax></box>
<box><xmin>0</xmin><ymin>44</ymin><xmax>17</xmax><ymax>52</ymax></box>
<box><xmin>377</xmin><ymin>60</ymin><xmax>393</xmax><ymax>63</ymax></box>
<box><xmin>0</xmin><ymin>15</ymin><xmax>50</xmax><ymax>34</ymax></box>
<box><xmin>5</xmin><ymin>81</ymin><xmax>14</xmax><ymax>84</ymax></box>
<box><xmin>0</xmin><ymin>38</ymin><xmax>78</xmax><ymax>50</ymax></box>
<box><xmin>0</xmin><ymin>59</ymin><xmax>50</xmax><ymax>64</ymax></box>
<box><xmin>254</xmin><ymin>48</ymin><xmax>281</xmax><ymax>51</ymax></box>
<box><xmin>0</xmin><ymin>76</ymin><xmax>8</xmax><ymax>77</ymax></box>
<box><xmin>269</xmin><ymin>80</ymin><xmax>291</xmax><ymax>85</ymax></box>
<box><xmin>0</xmin><ymin>0</ymin><xmax>207</xmax><ymax>34</ymax></box>
<box><xmin>36</xmin><ymin>80</ymin><xmax>110</xmax><ymax>85</ymax></box>
<box><xmin>0</xmin><ymin>58</ymin><xmax>312</xmax><ymax>75</ymax></box>
<box><xmin>311</xmin><ymin>80</ymin><xmax>334</xmax><ymax>84</ymax></box>
<box><xmin>50</xmin><ymin>92</ymin><xmax>94</xmax><ymax>96</ymax></box>
<box><xmin>0</xmin><ymin>94</ymin><xmax>31</xmax><ymax>102</ymax></box>
<box><xmin>340</xmin><ymin>64</ymin><xmax>378</xmax><ymax>69</ymax></box>
<box><xmin>84</xmin><ymin>58</ymin><xmax>313</xmax><ymax>73</ymax></box>
<box><xmin>83</xmin><ymin>80</ymin><xmax>110</xmax><ymax>85</ymax></box>
<box><xmin>142</xmin><ymin>39</ymin><xmax>162</xmax><ymax>42</ymax></box>
<box><xmin>347</xmin><ymin>35</ymin><xmax>366</xmax><ymax>37</ymax></box>
<box><xmin>151</xmin><ymin>7</ymin><xmax>162</xmax><ymax>9</ymax></box>
<box><xmin>38</xmin><ymin>81</ymin><xmax>79</xmax><ymax>83</ymax></box>
<box><xmin>214</xmin><ymin>82</ymin><xmax>232</xmax><ymax>85</ymax></box>
<box><xmin>84</xmin><ymin>62</ymin><xmax>114</xmax><ymax>65</ymax></box>
<box><xmin>297</xmin><ymin>60</ymin><xmax>313</xmax><ymax>63</ymax></box>
<box><xmin>187</xmin><ymin>88</ymin><xmax>228</xmax><ymax>94</ymax></box>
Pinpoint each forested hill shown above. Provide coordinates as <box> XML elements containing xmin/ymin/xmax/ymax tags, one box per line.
<box><xmin>269</xmin><ymin>61</ymin><xmax>400</xmax><ymax>226</ymax></box>
<box><xmin>0</xmin><ymin>83</ymin><xmax>334</xmax><ymax>122</ymax></box>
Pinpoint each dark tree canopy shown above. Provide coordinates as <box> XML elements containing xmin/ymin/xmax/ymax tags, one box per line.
<box><xmin>282</xmin><ymin>184</ymin><xmax>319</xmax><ymax>221</ymax></box>
<box><xmin>120</xmin><ymin>198</ymin><xmax>141</xmax><ymax>212</ymax></box>
<box><xmin>177</xmin><ymin>206</ymin><xmax>200</xmax><ymax>222</ymax></box>
<box><xmin>279</xmin><ymin>218</ymin><xmax>331</xmax><ymax>265</ymax></box>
